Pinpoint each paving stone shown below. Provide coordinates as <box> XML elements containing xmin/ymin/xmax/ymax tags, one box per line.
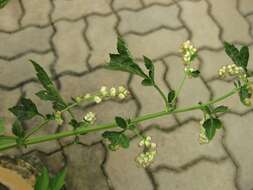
<box><xmin>147</xmin><ymin>122</ymin><xmax>226</xmax><ymax>168</ymax></box>
<box><xmin>208</xmin><ymin>0</ymin><xmax>252</xmax><ymax>43</ymax></box>
<box><xmin>53</xmin><ymin>20</ymin><xmax>89</xmax><ymax>73</ymax></box>
<box><xmin>0</xmin><ymin>26</ymin><xmax>53</xmax><ymax>58</ymax></box>
<box><xmin>21</xmin><ymin>0</ymin><xmax>51</xmax><ymax>26</ymax></box>
<box><xmin>64</xmin><ymin>143</ymin><xmax>109</xmax><ymax>190</ymax></box>
<box><xmin>223</xmin><ymin>113</ymin><xmax>253</xmax><ymax>190</ymax></box>
<box><xmin>179</xmin><ymin>0</ymin><xmax>221</xmax><ymax>48</ymax></box>
<box><xmin>87</xmin><ymin>14</ymin><xmax>118</xmax><ymax>67</ymax></box>
<box><xmin>164</xmin><ymin>56</ymin><xmax>210</xmax><ymax>121</ymax></box>
<box><xmin>247</xmin><ymin>14</ymin><xmax>253</xmax><ymax>36</ymax></box>
<box><xmin>52</xmin><ymin>0</ymin><xmax>111</xmax><ymax>21</ymax></box>
<box><xmin>0</xmin><ymin>52</ymin><xmax>54</xmax><ymax>87</ymax></box>
<box><xmin>239</xmin><ymin>0</ymin><xmax>253</xmax><ymax>16</ymax></box>
<box><xmin>130</xmin><ymin>61</ymin><xmax>177</xmax><ymax>128</ymax></box>
<box><xmin>105</xmin><ymin>139</ymin><xmax>153</xmax><ymax>190</ymax></box>
<box><xmin>155</xmin><ymin>159</ymin><xmax>236</xmax><ymax>190</ymax></box>
<box><xmin>142</xmin><ymin>0</ymin><xmax>174</xmax><ymax>5</ymax></box>
<box><xmin>207</xmin><ymin>80</ymin><xmax>251</xmax><ymax>113</ymax></box>
<box><xmin>113</xmin><ymin>0</ymin><xmax>142</xmax><ymax>10</ymax></box>
<box><xmin>198</xmin><ymin>49</ymin><xmax>232</xmax><ymax>81</ymax></box>
<box><xmin>118</xmin><ymin>4</ymin><xmax>181</xmax><ymax>34</ymax></box>
<box><xmin>124</xmin><ymin>28</ymin><xmax>188</xmax><ymax>59</ymax></box>
<box><xmin>0</xmin><ymin>0</ymin><xmax>22</xmax><ymax>31</ymax></box>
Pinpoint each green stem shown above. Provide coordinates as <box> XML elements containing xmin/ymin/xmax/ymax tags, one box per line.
<box><xmin>154</xmin><ymin>84</ymin><xmax>169</xmax><ymax>110</ymax></box>
<box><xmin>0</xmin><ymin>88</ymin><xmax>238</xmax><ymax>151</ymax></box>
<box><xmin>173</xmin><ymin>73</ymin><xmax>187</xmax><ymax>102</ymax></box>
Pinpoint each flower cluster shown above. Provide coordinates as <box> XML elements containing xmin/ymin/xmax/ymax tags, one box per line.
<box><xmin>54</xmin><ymin>111</ymin><xmax>63</xmax><ymax>125</ymax></box>
<box><xmin>199</xmin><ymin>119</ymin><xmax>209</xmax><ymax>144</ymax></box>
<box><xmin>180</xmin><ymin>40</ymin><xmax>197</xmax><ymax>65</ymax></box>
<box><xmin>136</xmin><ymin>136</ymin><xmax>157</xmax><ymax>168</ymax></box>
<box><xmin>75</xmin><ymin>85</ymin><xmax>129</xmax><ymax>105</ymax></box>
<box><xmin>83</xmin><ymin>111</ymin><xmax>96</xmax><ymax>124</ymax></box>
<box><xmin>218</xmin><ymin>64</ymin><xmax>246</xmax><ymax>80</ymax></box>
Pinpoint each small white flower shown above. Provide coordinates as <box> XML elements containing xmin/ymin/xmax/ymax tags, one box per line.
<box><xmin>84</xmin><ymin>93</ymin><xmax>91</xmax><ymax>100</ymax></box>
<box><xmin>84</xmin><ymin>112</ymin><xmax>96</xmax><ymax>124</ymax></box>
<box><xmin>118</xmin><ymin>93</ymin><xmax>126</xmax><ymax>100</ymax></box>
<box><xmin>94</xmin><ymin>96</ymin><xmax>102</xmax><ymax>103</ymax></box>
<box><xmin>100</xmin><ymin>86</ymin><xmax>108</xmax><ymax>96</ymax></box>
<box><xmin>118</xmin><ymin>86</ymin><xmax>126</xmax><ymax>93</ymax></box>
<box><xmin>110</xmin><ymin>87</ymin><xmax>117</xmax><ymax>97</ymax></box>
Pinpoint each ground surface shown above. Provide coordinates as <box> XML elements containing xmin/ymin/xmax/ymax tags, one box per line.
<box><xmin>1</xmin><ymin>0</ymin><xmax>253</xmax><ymax>189</ymax></box>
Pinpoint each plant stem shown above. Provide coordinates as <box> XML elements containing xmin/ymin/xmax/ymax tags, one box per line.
<box><xmin>173</xmin><ymin>73</ymin><xmax>187</xmax><ymax>102</ymax></box>
<box><xmin>154</xmin><ymin>84</ymin><xmax>169</xmax><ymax>110</ymax></box>
<box><xmin>0</xmin><ymin>88</ymin><xmax>238</xmax><ymax>151</ymax></box>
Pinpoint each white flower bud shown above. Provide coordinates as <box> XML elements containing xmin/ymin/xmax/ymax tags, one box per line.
<box><xmin>94</xmin><ymin>96</ymin><xmax>102</xmax><ymax>103</ymax></box>
<box><xmin>100</xmin><ymin>86</ymin><xmax>108</xmax><ymax>96</ymax></box>
<box><xmin>110</xmin><ymin>87</ymin><xmax>117</xmax><ymax>97</ymax></box>
<box><xmin>84</xmin><ymin>112</ymin><xmax>96</xmax><ymax>124</ymax></box>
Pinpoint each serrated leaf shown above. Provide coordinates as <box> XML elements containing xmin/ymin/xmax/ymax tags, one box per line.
<box><xmin>214</xmin><ymin>106</ymin><xmax>229</xmax><ymax>113</ymax></box>
<box><xmin>12</xmin><ymin>120</ymin><xmax>25</xmax><ymax>138</ymax></box>
<box><xmin>9</xmin><ymin>98</ymin><xmax>40</xmax><ymax>121</ymax></box>
<box><xmin>0</xmin><ymin>118</ymin><xmax>4</xmax><ymax>135</ymax></box>
<box><xmin>106</xmin><ymin>38</ymin><xmax>148</xmax><ymax>79</ymax></box>
<box><xmin>141</xmin><ymin>78</ymin><xmax>153</xmax><ymax>86</ymax></box>
<box><xmin>102</xmin><ymin>131</ymin><xmax>130</xmax><ymax>150</ymax></box>
<box><xmin>167</xmin><ymin>90</ymin><xmax>175</xmax><ymax>103</ymax></box>
<box><xmin>35</xmin><ymin>167</ymin><xmax>49</xmax><ymax>190</ymax></box>
<box><xmin>240</xmin><ymin>46</ymin><xmax>249</xmax><ymax>69</ymax></box>
<box><xmin>115</xmin><ymin>116</ymin><xmax>127</xmax><ymax>129</ymax></box>
<box><xmin>49</xmin><ymin>167</ymin><xmax>67</xmax><ymax>190</ymax></box>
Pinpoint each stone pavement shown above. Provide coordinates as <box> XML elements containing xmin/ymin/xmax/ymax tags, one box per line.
<box><xmin>1</xmin><ymin>0</ymin><xmax>253</xmax><ymax>189</ymax></box>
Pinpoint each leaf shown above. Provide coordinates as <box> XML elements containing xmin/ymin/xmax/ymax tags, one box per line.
<box><xmin>203</xmin><ymin>118</ymin><xmax>216</xmax><ymax>140</ymax></box>
<box><xmin>106</xmin><ymin>38</ymin><xmax>148</xmax><ymax>78</ymax></box>
<box><xmin>0</xmin><ymin>0</ymin><xmax>10</xmax><ymax>8</ymax></box>
<box><xmin>239</xmin><ymin>46</ymin><xmax>249</xmax><ymax>69</ymax></box>
<box><xmin>214</xmin><ymin>106</ymin><xmax>229</xmax><ymax>113</ymax></box>
<box><xmin>9</xmin><ymin>98</ymin><xmax>40</xmax><ymax>121</ymax></box>
<box><xmin>0</xmin><ymin>118</ymin><xmax>4</xmax><ymax>135</ymax></box>
<box><xmin>167</xmin><ymin>90</ymin><xmax>175</xmax><ymax>103</ymax></box>
<box><xmin>31</xmin><ymin>60</ymin><xmax>67</xmax><ymax>111</ymax></box>
<box><xmin>49</xmin><ymin>167</ymin><xmax>67</xmax><ymax>190</ymax></box>
<box><xmin>224</xmin><ymin>42</ymin><xmax>249</xmax><ymax>70</ymax></box>
<box><xmin>35</xmin><ymin>167</ymin><xmax>49</xmax><ymax>190</ymax></box>
<box><xmin>143</xmin><ymin>56</ymin><xmax>154</xmax><ymax>81</ymax></box>
<box><xmin>12</xmin><ymin>120</ymin><xmax>25</xmax><ymax>138</ymax></box>
<box><xmin>203</xmin><ymin>118</ymin><xmax>223</xmax><ymax>140</ymax></box>
<box><xmin>115</xmin><ymin>116</ymin><xmax>127</xmax><ymax>129</ymax></box>
<box><xmin>102</xmin><ymin>131</ymin><xmax>130</xmax><ymax>150</ymax></box>
<box><xmin>190</xmin><ymin>70</ymin><xmax>200</xmax><ymax>78</ymax></box>
<box><xmin>141</xmin><ymin>78</ymin><xmax>153</xmax><ymax>86</ymax></box>
<box><xmin>239</xmin><ymin>84</ymin><xmax>252</xmax><ymax>105</ymax></box>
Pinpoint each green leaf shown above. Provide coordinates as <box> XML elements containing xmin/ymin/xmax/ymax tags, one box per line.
<box><xmin>224</xmin><ymin>42</ymin><xmax>249</xmax><ymax>70</ymax></box>
<box><xmin>203</xmin><ymin>118</ymin><xmax>223</xmax><ymax>140</ymax></box>
<box><xmin>0</xmin><ymin>0</ymin><xmax>10</xmax><ymax>8</ymax></box>
<box><xmin>239</xmin><ymin>46</ymin><xmax>249</xmax><ymax>69</ymax></box>
<box><xmin>190</xmin><ymin>70</ymin><xmax>200</xmax><ymax>78</ymax></box>
<box><xmin>106</xmin><ymin>38</ymin><xmax>148</xmax><ymax>78</ymax></box>
<box><xmin>9</xmin><ymin>98</ymin><xmax>40</xmax><ymax>121</ymax></box>
<box><xmin>115</xmin><ymin>116</ymin><xmax>127</xmax><ymax>129</ymax></box>
<box><xmin>239</xmin><ymin>84</ymin><xmax>252</xmax><ymax>105</ymax></box>
<box><xmin>31</xmin><ymin>60</ymin><xmax>67</xmax><ymax>111</ymax></box>
<box><xmin>143</xmin><ymin>56</ymin><xmax>154</xmax><ymax>81</ymax></box>
<box><xmin>141</xmin><ymin>78</ymin><xmax>153</xmax><ymax>86</ymax></box>
<box><xmin>167</xmin><ymin>90</ymin><xmax>175</xmax><ymax>103</ymax></box>
<box><xmin>12</xmin><ymin>120</ymin><xmax>25</xmax><ymax>138</ymax></box>
<box><xmin>49</xmin><ymin>167</ymin><xmax>67</xmax><ymax>190</ymax></box>
<box><xmin>35</xmin><ymin>167</ymin><xmax>50</xmax><ymax>190</ymax></box>
<box><xmin>214</xmin><ymin>106</ymin><xmax>229</xmax><ymax>113</ymax></box>
<box><xmin>0</xmin><ymin>118</ymin><xmax>4</xmax><ymax>135</ymax></box>
<box><xmin>203</xmin><ymin>118</ymin><xmax>216</xmax><ymax>140</ymax></box>
<box><xmin>102</xmin><ymin>131</ymin><xmax>130</xmax><ymax>150</ymax></box>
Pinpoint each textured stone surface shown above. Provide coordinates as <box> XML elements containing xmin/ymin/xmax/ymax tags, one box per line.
<box><xmin>52</xmin><ymin>0</ymin><xmax>111</xmax><ymax>21</ymax></box>
<box><xmin>118</xmin><ymin>4</ymin><xmax>181</xmax><ymax>34</ymax></box>
<box><xmin>21</xmin><ymin>0</ymin><xmax>51</xmax><ymax>26</ymax></box>
<box><xmin>179</xmin><ymin>0</ymin><xmax>221</xmax><ymax>48</ymax></box>
<box><xmin>208</xmin><ymin>0</ymin><xmax>252</xmax><ymax>43</ymax></box>
<box><xmin>53</xmin><ymin>20</ymin><xmax>89</xmax><ymax>73</ymax></box>
<box><xmin>0</xmin><ymin>0</ymin><xmax>253</xmax><ymax>189</ymax></box>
